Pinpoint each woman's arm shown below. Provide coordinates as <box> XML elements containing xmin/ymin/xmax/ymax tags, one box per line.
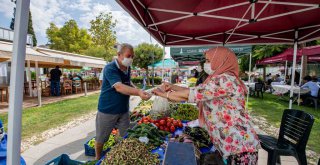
<box><xmin>152</xmin><ymin>88</ymin><xmax>190</xmax><ymax>102</ymax></box>
<box><xmin>162</xmin><ymin>82</ymin><xmax>188</xmax><ymax>92</ymax></box>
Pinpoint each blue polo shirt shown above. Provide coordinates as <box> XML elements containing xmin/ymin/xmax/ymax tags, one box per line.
<box><xmin>98</xmin><ymin>60</ymin><xmax>131</xmax><ymax>114</ymax></box>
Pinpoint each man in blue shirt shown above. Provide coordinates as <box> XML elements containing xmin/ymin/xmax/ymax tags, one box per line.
<box><xmin>300</xmin><ymin>75</ymin><xmax>320</xmax><ymax>105</ymax></box>
<box><xmin>95</xmin><ymin>43</ymin><xmax>151</xmax><ymax>159</ymax></box>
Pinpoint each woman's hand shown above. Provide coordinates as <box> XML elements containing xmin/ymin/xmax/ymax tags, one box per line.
<box><xmin>152</xmin><ymin>88</ymin><xmax>166</xmax><ymax>97</ymax></box>
<box><xmin>161</xmin><ymin>82</ymin><xmax>173</xmax><ymax>92</ymax></box>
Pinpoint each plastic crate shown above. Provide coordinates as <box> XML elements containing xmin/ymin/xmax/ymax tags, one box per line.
<box><xmin>84</xmin><ymin>138</ymin><xmax>110</xmax><ymax>157</ymax></box>
<box><xmin>45</xmin><ymin>154</ymin><xmax>83</xmax><ymax>165</ymax></box>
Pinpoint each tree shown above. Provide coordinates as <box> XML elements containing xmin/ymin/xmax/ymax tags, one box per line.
<box><xmin>252</xmin><ymin>45</ymin><xmax>289</xmax><ymax>60</ymax></box>
<box><xmin>10</xmin><ymin>1</ymin><xmax>37</xmax><ymax>46</ymax></box>
<box><xmin>46</xmin><ymin>20</ymin><xmax>92</xmax><ymax>53</ymax></box>
<box><xmin>89</xmin><ymin>12</ymin><xmax>117</xmax><ymax>61</ymax></box>
<box><xmin>133</xmin><ymin>43</ymin><xmax>163</xmax><ymax>84</ymax></box>
<box><xmin>83</xmin><ymin>46</ymin><xmax>107</xmax><ymax>58</ymax></box>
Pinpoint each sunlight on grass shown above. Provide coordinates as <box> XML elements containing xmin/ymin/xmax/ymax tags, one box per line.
<box><xmin>0</xmin><ymin>94</ymin><xmax>99</xmax><ymax>140</ymax></box>
<box><xmin>248</xmin><ymin>93</ymin><xmax>320</xmax><ymax>153</ymax></box>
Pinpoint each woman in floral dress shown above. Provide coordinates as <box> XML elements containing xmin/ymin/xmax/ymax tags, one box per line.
<box><xmin>153</xmin><ymin>47</ymin><xmax>260</xmax><ymax>165</ymax></box>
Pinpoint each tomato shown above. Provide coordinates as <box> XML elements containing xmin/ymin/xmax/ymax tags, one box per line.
<box><xmin>155</xmin><ymin>123</ymin><xmax>160</xmax><ymax>128</ymax></box>
<box><xmin>173</xmin><ymin>120</ymin><xmax>178</xmax><ymax>127</ymax></box>
<box><xmin>170</xmin><ymin>126</ymin><xmax>175</xmax><ymax>133</ymax></box>
<box><xmin>145</xmin><ymin>116</ymin><xmax>151</xmax><ymax>121</ymax></box>
<box><xmin>150</xmin><ymin>119</ymin><xmax>154</xmax><ymax>123</ymax></box>
<box><xmin>159</xmin><ymin>126</ymin><xmax>164</xmax><ymax>130</ymax></box>
<box><xmin>143</xmin><ymin>120</ymin><xmax>149</xmax><ymax>124</ymax></box>
<box><xmin>160</xmin><ymin>120</ymin><xmax>166</xmax><ymax>126</ymax></box>
<box><xmin>178</xmin><ymin>122</ymin><xmax>183</xmax><ymax>128</ymax></box>
<box><xmin>164</xmin><ymin>127</ymin><xmax>170</xmax><ymax>132</ymax></box>
<box><xmin>138</xmin><ymin>121</ymin><xmax>142</xmax><ymax>125</ymax></box>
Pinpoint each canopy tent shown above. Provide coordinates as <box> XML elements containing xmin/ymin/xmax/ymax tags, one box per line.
<box><xmin>148</xmin><ymin>58</ymin><xmax>177</xmax><ymax>68</ymax></box>
<box><xmin>6</xmin><ymin>0</ymin><xmax>320</xmax><ymax>164</ymax></box>
<box><xmin>170</xmin><ymin>45</ymin><xmax>252</xmax><ymax>62</ymax></box>
<box><xmin>0</xmin><ymin>41</ymin><xmax>64</xmax><ymax>67</ymax></box>
<box><xmin>116</xmin><ymin>0</ymin><xmax>320</xmax><ymax>109</ymax></box>
<box><xmin>37</xmin><ymin>47</ymin><xmax>106</xmax><ymax>69</ymax></box>
<box><xmin>256</xmin><ymin>45</ymin><xmax>320</xmax><ymax>65</ymax></box>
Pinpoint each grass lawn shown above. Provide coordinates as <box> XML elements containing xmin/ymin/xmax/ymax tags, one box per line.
<box><xmin>0</xmin><ymin>94</ymin><xmax>99</xmax><ymax>140</ymax></box>
<box><xmin>136</xmin><ymin>84</ymin><xmax>155</xmax><ymax>90</ymax></box>
<box><xmin>248</xmin><ymin>93</ymin><xmax>320</xmax><ymax>154</ymax></box>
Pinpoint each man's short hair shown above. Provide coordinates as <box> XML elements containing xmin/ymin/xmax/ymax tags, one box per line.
<box><xmin>56</xmin><ymin>66</ymin><xmax>59</xmax><ymax>69</ymax></box>
<box><xmin>117</xmin><ymin>43</ymin><xmax>133</xmax><ymax>54</ymax></box>
<box><xmin>303</xmin><ymin>75</ymin><xmax>312</xmax><ymax>81</ymax></box>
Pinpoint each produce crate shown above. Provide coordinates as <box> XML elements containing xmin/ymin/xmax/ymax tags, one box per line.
<box><xmin>45</xmin><ymin>154</ymin><xmax>84</xmax><ymax>165</ymax></box>
<box><xmin>84</xmin><ymin>138</ymin><xmax>110</xmax><ymax>157</ymax></box>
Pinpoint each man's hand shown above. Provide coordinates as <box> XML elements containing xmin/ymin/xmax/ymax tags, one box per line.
<box><xmin>138</xmin><ymin>90</ymin><xmax>152</xmax><ymax>100</ymax></box>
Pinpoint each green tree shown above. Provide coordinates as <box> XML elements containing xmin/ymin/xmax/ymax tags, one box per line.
<box><xmin>252</xmin><ymin>45</ymin><xmax>289</xmax><ymax>60</ymax></box>
<box><xmin>46</xmin><ymin>20</ymin><xmax>92</xmax><ymax>53</ymax></box>
<box><xmin>133</xmin><ymin>43</ymin><xmax>163</xmax><ymax>84</ymax></box>
<box><xmin>83</xmin><ymin>46</ymin><xmax>106</xmax><ymax>58</ymax></box>
<box><xmin>28</xmin><ymin>11</ymin><xmax>37</xmax><ymax>46</ymax></box>
<box><xmin>10</xmin><ymin>1</ymin><xmax>37</xmax><ymax>46</ymax></box>
<box><xmin>89</xmin><ymin>12</ymin><xmax>117</xmax><ymax>61</ymax></box>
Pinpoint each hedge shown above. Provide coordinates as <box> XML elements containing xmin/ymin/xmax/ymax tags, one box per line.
<box><xmin>131</xmin><ymin>77</ymin><xmax>162</xmax><ymax>85</ymax></box>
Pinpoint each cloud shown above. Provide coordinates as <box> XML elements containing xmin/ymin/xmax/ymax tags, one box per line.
<box><xmin>69</xmin><ymin>0</ymin><xmax>92</xmax><ymax>11</ymax></box>
<box><xmin>0</xmin><ymin>0</ymin><xmax>15</xmax><ymax>19</ymax></box>
<box><xmin>30</xmin><ymin>0</ymin><xmax>72</xmax><ymax>41</ymax></box>
<box><xmin>78</xmin><ymin>1</ymin><xmax>159</xmax><ymax>46</ymax></box>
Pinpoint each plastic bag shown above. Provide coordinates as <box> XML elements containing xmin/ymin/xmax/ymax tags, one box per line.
<box><xmin>150</xmin><ymin>96</ymin><xmax>170</xmax><ymax>119</ymax></box>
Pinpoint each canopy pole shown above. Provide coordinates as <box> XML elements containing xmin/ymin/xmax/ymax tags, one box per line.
<box><xmin>35</xmin><ymin>61</ymin><xmax>42</xmax><ymax>106</ymax></box>
<box><xmin>284</xmin><ymin>60</ymin><xmax>288</xmax><ymax>83</ymax></box>
<box><xmin>27</xmin><ymin>60</ymin><xmax>32</xmax><ymax>97</ymax></box>
<box><xmin>6</xmin><ymin>0</ymin><xmax>30</xmax><ymax>164</ymax></box>
<box><xmin>289</xmin><ymin>31</ymin><xmax>299</xmax><ymax>109</ymax></box>
<box><xmin>162</xmin><ymin>46</ymin><xmax>165</xmax><ymax>80</ymax></box>
<box><xmin>298</xmin><ymin>55</ymin><xmax>304</xmax><ymax>106</ymax></box>
<box><xmin>246</xmin><ymin>53</ymin><xmax>252</xmax><ymax>110</ymax></box>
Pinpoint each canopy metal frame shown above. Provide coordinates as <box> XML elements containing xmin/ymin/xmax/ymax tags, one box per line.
<box><xmin>125</xmin><ymin>0</ymin><xmax>320</xmax><ymax>46</ymax></box>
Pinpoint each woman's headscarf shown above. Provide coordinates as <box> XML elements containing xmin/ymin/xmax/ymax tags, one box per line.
<box><xmin>203</xmin><ymin>46</ymin><xmax>246</xmax><ymax>92</ymax></box>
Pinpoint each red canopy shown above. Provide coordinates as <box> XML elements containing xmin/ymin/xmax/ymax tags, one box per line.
<box><xmin>116</xmin><ymin>0</ymin><xmax>320</xmax><ymax>46</ymax></box>
<box><xmin>256</xmin><ymin>45</ymin><xmax>320</xmax><ymax>65</ymax></box>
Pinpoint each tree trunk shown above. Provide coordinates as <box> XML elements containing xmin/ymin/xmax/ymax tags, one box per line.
<box><xmin>146</xmin><ymin>68</ymin><xmax>150</xmax><ymax>86</ymax></box>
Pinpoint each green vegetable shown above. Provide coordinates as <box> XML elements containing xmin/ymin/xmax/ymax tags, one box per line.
<box><xmin>87</xmin><ymin>134</ymin><xmax>116</xmax><ymax>151</ymax></box>
<box><xmin>170</xmin><ymin>104</ymin><xmax>198</xmax><ymax>121</ymax></box>
<box><xmin>183</xmin><ymin>126</ymin><xmax>212</xmax><ymax>149</ymax></box>
<box><xmin>127</xmin><ymin>123</ymin><xmax>169</xmax><ymax>149</ymax></box>
<box><xmin>102</xmin><ymin>138</ymin><xmax>159</xmax><ymax>165</ymax></box>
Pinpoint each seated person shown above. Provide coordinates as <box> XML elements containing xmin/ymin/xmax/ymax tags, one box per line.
<box><xmin>300</xmin><ymin>75</ymin><xmax>320</xmax><ymax>104</ymax></box>
<box><xmin>274</xmin><ymin>74</ymin><xmax>282</xmax><ymax>82</ymax></box>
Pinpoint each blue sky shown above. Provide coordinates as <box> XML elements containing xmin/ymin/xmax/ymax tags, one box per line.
<box><xmin>0</xmin><ymin>0</ymin><xmax>162</xmax><ymax>47</ymax></box>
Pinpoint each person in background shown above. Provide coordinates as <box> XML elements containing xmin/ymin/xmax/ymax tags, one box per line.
<box><xmin>195</xmin><ymin>61</ymin><xmax>208</xmax><ymax>86</ymax></box>
<box><xmin>95</xmin><ymin>43</ymin><xmax>151</xmax><ymax>160</ymax></box>
<box><xmin>274</xmin><ymin>74</ymin><xmax>283</xmax><ymax>82</ymax></box>
<box><xmin>99</xmin><ymin>68</ymin><xmax>104</xmax><ymax>88</ymax></box>
<box><xmin>50</xmin><ymin>66</ymin><xmax>62</xmax><ymax>96</ymax></box>
<box><xmin>153</xmin><ymin>47</ymin><xmax>259</xmax><ymax>164</ymax></box>
<box><xmin>193</xmin><ymin>68</ymin><xmax>198</xmax><ymax>78</ymax></box>
<box><xmin>300</xmin><ymin>75</ymin><xmax>320</xmax><ymax>105</ymax></box>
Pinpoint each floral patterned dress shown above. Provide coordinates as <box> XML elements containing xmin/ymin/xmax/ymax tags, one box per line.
<box><xmin>188</xmin><ymin>73</ymin><xmax>260</xmax><ymax>164</ymax></box>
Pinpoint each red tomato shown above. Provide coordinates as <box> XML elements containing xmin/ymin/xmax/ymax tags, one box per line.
<box><xmin>138</xmin><ymin>121</ymin><xmax>142</xmax><ymax>125</ymax></box>
<box><xmin>173</xmin><ymin>120</ymin><xmax>178</xmax><ymax>127</ymax></box>
<box><xmin>160</xmin><ymin>120</ymin><xmax>166</xmax><ymax>126</ymax></box>
<box><xmin>167</xmin><ymin>122</ymin><xmax>172</xmax><ymax>127</ymax></box>
<box><xmin>178</xmin><ymin>122</ymin><xmax>183</xmax><ymax>128</ymax></box>
<box><xmin>164</xmin><ymin>127</ymin><xmax>170</xmax><ymax>132</ymax></box>
<box><xmin>160</xmin><ymin>126</ymin><xmax>164</xmax><ymax>130</ymax></box>
<box><xmin>155</xmin><ymin>123</ymin><xmax>160</xmax><ymax>128</ymax></box>
<box><xmin>170</xmin><ymin>126</ymin><xmax>175</xmax><ymax>133</ymax></box>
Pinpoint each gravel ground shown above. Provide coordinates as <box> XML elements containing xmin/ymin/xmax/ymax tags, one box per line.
<box><xmin>251</xmin><ymin>114</ymin><xmax>319</xmax><ymax>165</ymax></box>
<box><xmin>21</xmin><ymin>112</ymin><xmax>96</xmax><ymax>152</ymax></box>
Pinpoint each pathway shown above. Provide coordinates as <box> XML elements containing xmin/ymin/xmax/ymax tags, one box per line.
<box><xmin>0</xmin><ymin>90</ymin><xmax>100</xmax><ymax>113</ymax></box>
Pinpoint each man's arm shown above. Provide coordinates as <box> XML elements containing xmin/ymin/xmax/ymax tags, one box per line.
<box><xmin>114</xmin><ymin>83</ymin><xmax>140</xmax><ymax>96</ymax></box>
<box><xmin>130</xmin><ymin>81</ymin><xmax>138</xmax><ymax>88</ymax></box>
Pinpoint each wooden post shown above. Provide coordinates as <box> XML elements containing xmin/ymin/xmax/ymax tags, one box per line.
<box><xmin>27</xmin><ymin>60</ymin><xmax>32</xmax><ymax>97</ymax></box>
<box><xmin>35</xmin><ymin>61</ymin><xmax>41</xmax><ymax>106</ymax></box>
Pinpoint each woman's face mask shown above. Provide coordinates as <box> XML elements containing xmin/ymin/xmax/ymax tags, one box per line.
<box><xmin>204</xmin><ymin>63</ymin><xmax>213</xmax><ymax>75</ymax></box>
